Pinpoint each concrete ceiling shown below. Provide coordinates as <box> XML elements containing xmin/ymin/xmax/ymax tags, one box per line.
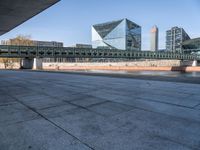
<box><xmin>0</xmin><ymin>0</ymin><xmax>60</xmax><ymax>35</ymax></box>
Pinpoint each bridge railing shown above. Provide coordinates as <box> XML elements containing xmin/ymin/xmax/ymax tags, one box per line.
<box><xmin>0</xmin><ymin>45</ymin><xmax>199</xmax><ymax>60</ymax></box>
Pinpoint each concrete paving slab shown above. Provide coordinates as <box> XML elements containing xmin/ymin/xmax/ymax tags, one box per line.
<box><xmin>21</xmin><ymin>96</ymin><xmax>67</xmax><ymax>110</ymax></box>
<box><xmin>0</xmin><ymin>103</ymin><xmax>39</xmax><ymax>126</ymax></box>
<box><xmin>195</xmin><ymin>104</ymin><xmax>200</xmax><ymax>110</ymax></box>
<box><xmin>35</xmin><ymin>88</ymin><xmax>81</xmax><ymax>100</ymax></box>
<box><xmin>3</xmin><ymin>86</ymin><xmax>28</xmax><ymax>95</ymax></box>
<box><xmin>70</xmin><ymin>95</ymin><xmax>107</xmax><ymax>107</ymax></box>
<box><xmin>87</xmin><ymin>101</ymin><xmax>134</xmax><ymax>117</ymax></box>
<box><xmin>91</xmin><ymin>87</ymin><xmax>200</xmax><ymax>108</ymax></box>
<box><xmin>135</xmin><ymin>93</ymin><xmax>200</xmax><ymax>108</ymax></box>
<box><xmin>0</xmin><ymin>118</ymin><xmax>92</xmax><ymax>150</ymax></box>
<box><xmin>50</xmin><ymin>108</ymin><xmax>122</xmax><ymax>142</ymax></box>
<box><xmin>39</xmin><ymin>103</ymin><xmax>78</xmax><ymax>118</ymax></box>
<box><xmin>15</xmin><ymin>94</ymin><xmax>51</xmax><ymax>102</ymax></box>
<box><xmin>108</xmin><ymin>95</ymin><xmax>200</xmax><ymax>122</ymax></box>
<box><xmin>0</xmin><ymin>95</ymin><xmax>16</xmax><ymax>105</ymax></box>
<box><xmin>107</xmin><ymin>109</ymin><xmax>200</xmax><ymax>150</ymax></box>
<box><xmin>62</xmin><ymin>93</ymin><xmax>95</xmax><ymax>102</ymax></box>
<box><xmin>0</xmin><ymin>70</ymin><xmax>200</xmax><ymax>150</ymax></box>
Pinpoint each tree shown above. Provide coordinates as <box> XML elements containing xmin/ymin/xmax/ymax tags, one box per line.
<box><xmin>0</xmin><ymin>35</ymin><xmax>33</xmax><ymax>69</ymax></box>
<box><xmin>1</xmin><ymin>35</ymin><xmax>34</xmax><ymax>46</ymax></box>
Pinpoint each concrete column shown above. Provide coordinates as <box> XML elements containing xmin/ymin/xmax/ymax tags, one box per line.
<box><xmin>21</xmin><ymin>58</ymin><xmax>34</xmax><ymax>69</ymax></box>
<box><xmin>192</xmin><ymin>60</ymin><xmax>197</xmax><ymax>67</ymax></box>
<box><xmin>33</xmin><ymin>58</ymin><xmax>43</xmax><ymax>70</ymax></box>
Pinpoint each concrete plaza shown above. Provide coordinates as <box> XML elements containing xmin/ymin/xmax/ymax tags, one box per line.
<box><xmin>0</xmin><ymin>70</ymin><xmax>200</xmax><ymax>150</ymax></box>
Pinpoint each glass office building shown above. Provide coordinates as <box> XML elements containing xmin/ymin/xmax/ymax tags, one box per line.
<box><xmin>166</xmin><ymin>27</ymin><xmax>190</xmax><ymax>53</ymax></box>
<box><xmin>92</xmin><ymin>18</ymin><xmax>141</xmax><ymax>51</ymax></box>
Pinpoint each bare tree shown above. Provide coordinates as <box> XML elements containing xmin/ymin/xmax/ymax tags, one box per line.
<box><xmin>0</xmin><ymin>35</ymin><xmax>34</xmax><ymax>69</ymax></box>
<box><xmin>8</xmin><ymin>35</ymin><xmax>34</xmax><ymax>46</ymax></box>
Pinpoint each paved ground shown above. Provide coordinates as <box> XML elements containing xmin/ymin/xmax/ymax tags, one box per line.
<box><xmin>0</xmin><ymin>70</ymin><xmax>200</xmax><ymax>150</ymax></box>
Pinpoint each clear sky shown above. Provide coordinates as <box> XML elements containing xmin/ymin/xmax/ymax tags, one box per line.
<box><xmin>0</xmin><ymin>0</ymin><xmax>200</xmax><ymax>50</ymax></box>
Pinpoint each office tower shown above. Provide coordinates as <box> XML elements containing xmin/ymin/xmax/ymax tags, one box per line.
<box><xmin>166</xmin><ymin>27</ymin><xmax>190</xmax><ymax>53</ymax></box>
<box><xmin>150</xmin><ymin>26</ymin><xmax>159</xmax><ymax>51</ymax></box>
<box><xmin>92</xmin><ymin>18</ymin><xmax>141</xmax><ymax>51</ymax></box>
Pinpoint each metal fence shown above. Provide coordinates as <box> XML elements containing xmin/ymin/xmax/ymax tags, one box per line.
<box><xmin>0</xmin><ymin>45</ymin><xmax>199</xmax><ymax>61</ymax></box>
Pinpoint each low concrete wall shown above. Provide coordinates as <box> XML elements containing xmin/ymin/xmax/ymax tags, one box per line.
<box><xmin>0</xmin><ymin>59</ymin><xmax>199</xmax><ymax>72</ymax></box>
<box><xmin>0</xmin><ymin>62</ymin><xmax>20</xmax><ymax>69</ymax></box>
<box><xmin>43</xmin><ymin>65</ymin><xmax>200</xmax><ymax>72</ymax></box>
<box><xmin>43</xmin><ymin>60</ymin><xmax>182</xmax><ymax>68</ymax></box>
<box><xmin>42</xmin><ymin>60</ymin><xmax>200</xmax><ymax>72</ymax></box>
<box><xmin>0</xmin><ymin>58</ymin><xmax>43</xmax><ymax>69</ymax></box>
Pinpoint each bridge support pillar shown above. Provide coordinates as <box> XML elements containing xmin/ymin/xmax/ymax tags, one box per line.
<box><xmin>192</xmin><ymin>60</ymin><xmax>197</xmax><ymax>67</ymax></box>
<box><xmin>33</xmin><ymin>58</ymin><xmax>43</xmax><ymax>70</ymax></box>
<box><xmin>21</xmin><ymin>58</ymin><xmax>34</xmax><ymax>69</ymax></box>
<box><xmin>20</xmin><ymin>57</ymin><xmax>43</xmax><ymax>69</ymax></box>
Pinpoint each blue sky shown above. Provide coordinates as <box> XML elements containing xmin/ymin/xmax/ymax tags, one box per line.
<box><xmin>0</xmin><ymin>0</ymin><xmax>200</xmax><ymax>50</ymax></box>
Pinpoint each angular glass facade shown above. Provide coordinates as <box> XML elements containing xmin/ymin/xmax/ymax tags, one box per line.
<box><xmin>92</xmin><ymin>19</ymin><xmax>141</xmax><ymax>51</ymax></box>
<box><xmin>166</xmin><ymin>27</ymin><xmax>190</xmax><ymax>53</ymax></box>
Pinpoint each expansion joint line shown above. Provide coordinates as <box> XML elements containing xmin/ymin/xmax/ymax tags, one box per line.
<box><xmin>9</xmin><ymin>94</ymin><xmax>95</xmax><ymax>150</ymax></box>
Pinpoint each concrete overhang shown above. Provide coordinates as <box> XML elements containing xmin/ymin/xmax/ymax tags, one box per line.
<box><xmin>0</xmin><ymin>0</ymin><xmax>60</xmax><ymax>35</ymax></box>
<box><xmin>182</xmin><ymin>37</ymin><xmax>200</xmax><ymax>45</ymax></box>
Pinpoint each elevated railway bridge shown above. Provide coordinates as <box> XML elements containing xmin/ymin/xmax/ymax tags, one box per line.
<box><xmin>0</xmin><ymin>45</ymin><xmax>199</xmax><ymax>69</ymax></box>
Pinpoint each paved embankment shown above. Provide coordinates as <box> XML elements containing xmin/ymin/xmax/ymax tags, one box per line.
<box><xmin>0</xmin><ymin>70</ymin><xmax>200</xmax><ymax>150</ymax></box>
<box><xmin>1</xmin><ymin>60</ymin><xmax>199</xmax><ymax>72</ymax></box>
<box><xmin>42</xmin><ymin>60</ymin><xmax>200</xmax><ymax>72</ymax></box>
<box><xmin>43</xmin><ymin>65</ymin><xmax>200</xmax><ymax>72</ymax></box>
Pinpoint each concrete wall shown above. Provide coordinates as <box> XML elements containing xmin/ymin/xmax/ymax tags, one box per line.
<box><xmin>0</xmin><ymin>62</ymin><xmax>20</xmax><ymax>69</ymax></box>
<box><xmin>43</xmin><ymin>60</ymin><xmax>182</xmax><ymax>69</ymax></box>
<box><xmin>42</xmin><ymin>60</ymin><xmax>200</xmax><ymax>72</ymax></box>
<box><xmin>0</xmin><ymin>59</ymin><xmax>199</xmax><ymax>70</ymax></box>
<box><xmin>0</xmin><ymin>58</ymin><xmax>43</xmax><ymax>69</ymax></box>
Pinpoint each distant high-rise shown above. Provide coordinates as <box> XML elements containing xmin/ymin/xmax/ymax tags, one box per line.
<box><xmin>150</xmin><ymin>26</ymin><xmax>159</xmax><ymax>51</ymax></box>
<box><xmin>32</xmin><ymin>40</ymin><xmax>63</xmax><ymax>47</ymax></box>
<box><xmin>92</xmin><ymin>18</ymin><xmax>141</xmax><ymax>51</ymax></box>
<box><xmin>71</xmin><ymin>44</ymin><xmax>92</xmax><ymax>49</ymax></box>
<box><xmin>166</xmin><ymin>27</ymin><xmax>190</xmax><ymax>53</ymax></box>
